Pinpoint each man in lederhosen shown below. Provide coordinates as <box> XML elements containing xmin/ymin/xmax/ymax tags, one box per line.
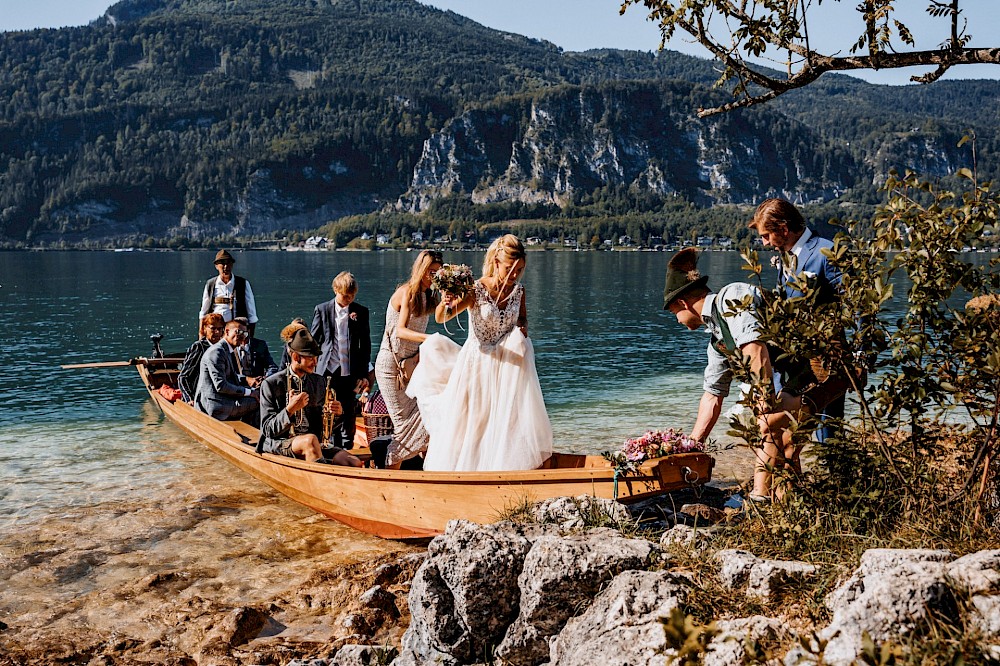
<box><xmin>199</xmin><ymin>249</ymin><xmax>259</xmax><ymax>338</ymax></box>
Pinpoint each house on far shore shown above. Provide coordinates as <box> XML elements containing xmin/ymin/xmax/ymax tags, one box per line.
<box><xmin>376</xmin><ymin>233</ymin><xmax>390</xmax><ymax>245</ymax></box>
<box><xmin>618</xmin><ymin>235</ymin><xmax>633</xmax><ymax>247</ymax></box>
<box><xmin>304</xmin><ymin>236</ymin><xmax>329</xmax><ymax>250</ymax></box>
<box><xmin>412</xmin><ymin>231</ymin><xmax>424</xmax><ymax>242</ymax></box>
<box><xmin>526</xmin><ymin>236</ymin><xmax>542</xmax><ymax>246</ymax></box>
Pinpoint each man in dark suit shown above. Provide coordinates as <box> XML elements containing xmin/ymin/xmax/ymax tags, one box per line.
<box><xmin>195</xmin><ymin>319</ymin><xmax>260</xmax><ymax>424</ymax></box>
<box><xmin>311</xmin><ymin>271</ymin><xmax>372</xmax><ymax>448</ymax></box>
<box><xmin>233</xmin><ymin>317</ymin><xmax>278</xmax><ymax>379</ymax></box>
<box><xmin>256</xmin><ymin>328</ymin><xmax>362</xmax><ymax>466</ymax></box>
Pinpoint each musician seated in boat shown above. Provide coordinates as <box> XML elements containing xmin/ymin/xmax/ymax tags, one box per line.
<box><xmin>195</xmin><ymin>319</ymin><xmax>261</xmax><ymax>425</ymax></box>
<box><xmin>257</xmin><ymin>328</ymin><xmax>363</xmax><ymax>466</ymax></box>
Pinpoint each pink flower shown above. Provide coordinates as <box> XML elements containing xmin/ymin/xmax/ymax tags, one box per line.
<box><xmin>349</xmin><ymin>312</ymin><xmax>358</xmax><ymax>321</ymax></box>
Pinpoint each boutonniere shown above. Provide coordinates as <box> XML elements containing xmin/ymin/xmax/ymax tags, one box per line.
<box><xmin>769</xmin><ymin>255</ymin><xmax>782</xmax><ymax>270</ymax></box>
<box><xmin>349</xmin><ymin>312</ymin><xmax>358</xmax><ymax>321</ymax></box>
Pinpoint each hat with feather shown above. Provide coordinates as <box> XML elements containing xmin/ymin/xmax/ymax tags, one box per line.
<box><xmin>662</xmin><ymin>248</ymin><xmax>709</xmax><ymax>309</ymax></box>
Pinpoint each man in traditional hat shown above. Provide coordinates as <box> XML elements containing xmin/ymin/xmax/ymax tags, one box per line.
<box><xmin>199</xmin><ymin>249</ymin><xmax>259</xmax><ymax>338</ymax></box>
<box><xmin>257</xmin><ymin>328</ymin><xmax>363</xmax><ymax>466</ymax></box>
<box><xmin>195</xmin><ymin>319</ymin><xmax>260</xmax><ymax>425</ymax></box>
<box><xmin>663</xmin><ymin>248</ymin><xmax>809</xmax><ymax>501</ymax></box>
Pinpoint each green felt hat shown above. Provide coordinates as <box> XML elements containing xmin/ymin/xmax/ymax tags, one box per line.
<box><xmin>663</xmin><ymin>247</ymin><xmax>709</xmax><ymax>309</ymax></box>
<box><xmin>287</xmin><ymin>328</ymin><xmax>321</xmax><ymax>357</ymax></box>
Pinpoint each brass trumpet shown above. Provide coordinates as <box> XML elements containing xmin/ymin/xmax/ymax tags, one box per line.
<box><xmin>322</xmin><ymin>376</ymin><xmax>336</xmax><ymax>445</ymax></box>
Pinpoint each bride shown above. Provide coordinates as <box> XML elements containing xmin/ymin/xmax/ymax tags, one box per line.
<box><xmin>406</xmin><ymin>235</ymin><xmax>553</xmax><ymax>471</ymax></box>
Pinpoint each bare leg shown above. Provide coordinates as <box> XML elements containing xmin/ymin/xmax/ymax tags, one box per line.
<box><xmin>290</xmin><ymin>434</ymin><xmax>324</xmax><ymax>462</ymax></box>
<box><xmin>329</xmin><ymin>449</ymin><xmax>364</xmax><ymax>467</ymax></box>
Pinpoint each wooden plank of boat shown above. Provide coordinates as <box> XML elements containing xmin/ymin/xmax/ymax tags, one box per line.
<box><xmin>138</xmin><ymin>362</ymin><xmax>714</xmax><ymax>539</ymax></box>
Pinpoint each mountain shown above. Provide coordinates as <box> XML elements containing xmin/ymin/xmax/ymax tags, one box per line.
<box><xmin>0</xmin><ymin>0</ymin><xmax>995</xmax><ymax>245</ymax></box>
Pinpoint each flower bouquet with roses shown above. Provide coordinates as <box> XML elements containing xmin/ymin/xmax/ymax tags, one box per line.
<box><xmin>431</xmin><ymin>263</ymin><xmax>475</xmax><ymax>298</ymax></box>
<box><xmin>602</xmin><ymin>428</ymin><xmax>704</xmax><ymax>475</ymax></box>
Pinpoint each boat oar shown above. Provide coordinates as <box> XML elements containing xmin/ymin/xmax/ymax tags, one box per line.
<box><xmin>60</xmin><ymin>357</ymin><xmax>180</xmax><ymax>370</ymax></box>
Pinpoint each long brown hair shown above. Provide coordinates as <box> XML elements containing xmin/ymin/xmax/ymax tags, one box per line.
<box><xmin>403</xmin><ymin>250</ymin><xmax>442</xmax><ymax>317</ymax></box>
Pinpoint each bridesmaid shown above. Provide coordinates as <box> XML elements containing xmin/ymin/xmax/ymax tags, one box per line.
<box><xmin>374</xmin><ymin>250</ymin><xmax>443</xmax><ymax>468</ymax></box>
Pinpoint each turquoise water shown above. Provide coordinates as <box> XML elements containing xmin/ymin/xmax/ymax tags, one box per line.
<box><xmin>0</xmin><ymin>249</ymin><xmax>761</xmax><ymax>524</ymax></box>
<box><xmin>4</xmin><ymin>246</ymin><xmax>961</xmax><ymax>525</ymax></box>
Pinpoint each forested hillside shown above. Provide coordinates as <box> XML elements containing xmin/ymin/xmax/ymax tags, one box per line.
<box><xmin>0</xmin><ymin>0</ymin><xmax>995</xmax><ymax>246</ymax></box>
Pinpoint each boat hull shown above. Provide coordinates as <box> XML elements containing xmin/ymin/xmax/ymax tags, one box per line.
<box><xmin>139</xmin><ymin>363</ymin><xmax>713</xmax><ymax>539</ymax></box>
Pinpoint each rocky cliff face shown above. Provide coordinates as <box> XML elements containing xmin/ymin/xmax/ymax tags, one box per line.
<box><xmin>397</xmin><ymin>83</ymin><xmax>858</xmax><ymax>212</ymax></box>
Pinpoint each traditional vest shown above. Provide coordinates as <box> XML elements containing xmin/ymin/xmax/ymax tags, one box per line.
<box><xmin>204</xmin><ymin>275</ymin><xmax>248</xmax><ymax>320</ymax></box>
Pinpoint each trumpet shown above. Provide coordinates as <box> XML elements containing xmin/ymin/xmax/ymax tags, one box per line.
<box><xmin>322</xmin><ymin>376</ymin><xmax>336</xmax><ymax>445</ymax></box>
<box><xmin>287</xmin><ymin>371</ymin><xmax>307</xmax><ymax>435</ymax></box>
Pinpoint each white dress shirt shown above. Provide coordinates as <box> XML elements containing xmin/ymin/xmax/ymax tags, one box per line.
<box><xmin>334</xmin><ymin>302</ymin><xmax>351</xmax><ymax>376</ymax></box>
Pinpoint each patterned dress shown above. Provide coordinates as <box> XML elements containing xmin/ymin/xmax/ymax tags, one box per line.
<box><xmin>374</xmin><ymin>294</ymin><xmax>432</xmax><ymax>466</ymax></box>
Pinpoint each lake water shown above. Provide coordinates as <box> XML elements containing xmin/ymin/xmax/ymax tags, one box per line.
<box><xmin>0</xmin><ymin>248</ymin><xmax>772</xmax><ymax>529</ymax></box>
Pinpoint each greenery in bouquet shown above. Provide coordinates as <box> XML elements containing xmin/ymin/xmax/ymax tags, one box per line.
<box><xmin>431</xmin><ymin>263</ymin><xmax>475</xmax><ymax>297</ymax></box>
<box><xmin>602</xmin><ymin>429</ymin><xmax>704</xmax><ymax>475</ymax></box>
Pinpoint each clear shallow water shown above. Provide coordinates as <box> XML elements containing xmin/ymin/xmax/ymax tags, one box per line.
<box><xmin>3</xmin><ymin>246</ymin><xmax>961</xmax><ymax>527</ymax></box>
<box><xmin>0</xmin><ymin>249</ymin><xmax>758</xmax><ymax>526</ymax></box>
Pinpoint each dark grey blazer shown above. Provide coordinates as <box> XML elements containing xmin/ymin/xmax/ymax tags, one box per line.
<box><xmin>311</xmin><ymin>300</ymin><xmax>372</xmax><ymax>381</ymax></box>
<box><xmin>195</xmin><ymin>340</ymin><xmax>253</xmax><ymax>419</ymax></box>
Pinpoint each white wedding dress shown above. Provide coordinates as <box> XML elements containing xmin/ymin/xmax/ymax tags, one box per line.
<box><xmin>406</xmin><ymin>281</ymin><xmax>553</xmax><ymax>471</ymax></box>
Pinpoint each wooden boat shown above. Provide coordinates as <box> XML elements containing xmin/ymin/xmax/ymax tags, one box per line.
<box><xmin>138</xmin><ymin>358</ymin><xmax>714</xmax><ymax>540</ymax></box>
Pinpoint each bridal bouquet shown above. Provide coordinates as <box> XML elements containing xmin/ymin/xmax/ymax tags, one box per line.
<box><xmin>602</xmin><ymin>429</ymin><xmax>704</xmax><ymax>475</ymax></box>
<box><xmin>431</xmin><ymin>263</ymin><xmax>475</xmax><ymax>297</ymax></box>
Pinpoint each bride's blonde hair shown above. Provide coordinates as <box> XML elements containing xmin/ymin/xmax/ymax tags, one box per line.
<box><xmin>482</xmin><ymin>234</ymin><xmax>525</xmax><ymax>279</ymax></box>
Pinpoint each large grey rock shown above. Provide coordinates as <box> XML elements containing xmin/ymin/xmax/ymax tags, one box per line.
<box><xmin>394</xmin><ymin>520</ymin><xmax>532</xmax><ymax>665</ymax></box>
<box><xmin>826</xmin><ymin>548</ymin><xmax>953</xmax><ymax>612</ymax></box>
<box><xmin>548</xmin><ymin>570</ymin><xmax>687</xmax><ymax>666</ymax></box>
<box><xmin>947</xmin><ymin>549</ymin><xmax>1000</xmax><ymax>645</ymax></box>
<box><xmin>495</xmin><ymin>530</ymin><xmax>661</xmax><ymax>666</ymax></box>
<box><xmin>715</xmin><ymin>549</ymin><xmax>817</xmax><ymax>599</ymax></box>
<box><xmin>969</xmin><ymin>595</ymin><xmax>1000</xmax><ymax>640</ymax></box>
<box><xmin>531</xmin><ymin>495</ymin><xmax>632</xmax><ymax>529</ymax></box>
<box><xmin>815</xmin><ymin>549</ymin><xmax>957</xmax><ymax>666</ymax></box>
<box><xmin>659</xmin><ymin>524</ymin><xmax>717</xmax><ymax>553</ymax></box>
<box><xmin>946</xmin><ymin>549</ymin><xmax>1000</xmax><ymax>595</ymax></box>
<box><xmin>704</xmin><ymin>616</ymin><xmax>788</xmax><ymax>666</ymax></box>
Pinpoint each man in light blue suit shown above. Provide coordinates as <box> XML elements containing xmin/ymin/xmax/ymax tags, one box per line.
<box><xmin>749</xmin><ymin>198</ymin><xmax>845</xmax><ymax>442</ymax></box>
<box><xmin>195</xmin><ymin>319</ymin><xmax>260</xmax><ymax>425</ymax></box>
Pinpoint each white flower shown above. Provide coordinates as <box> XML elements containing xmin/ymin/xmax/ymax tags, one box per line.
<box><xmin>769</xmin><ymin>255</ymin><xmax>782</xmax><ymax>270</ymax></box>
<box><xmin>686</xmin><ymin>269</ymin><xmax>700</xmax><ymax>281</ymax></box>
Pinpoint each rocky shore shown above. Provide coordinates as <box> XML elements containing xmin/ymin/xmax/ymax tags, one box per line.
<box><xmin>3</xmin><ymin>490</ymin><xmax>998</xmax><ymax>665</ymax></box>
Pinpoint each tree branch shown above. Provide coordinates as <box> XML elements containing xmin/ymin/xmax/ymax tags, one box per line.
<box><xmin>696</xmin><ymin>47</ymin><xmax>1000</xmax><ymax>116</ymax></box>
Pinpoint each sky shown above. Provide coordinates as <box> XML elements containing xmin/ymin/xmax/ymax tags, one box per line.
<box><xmin>2</xmin><ymin>0</ymin><xmax>998</xmax><ymax>86</ymax></box>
